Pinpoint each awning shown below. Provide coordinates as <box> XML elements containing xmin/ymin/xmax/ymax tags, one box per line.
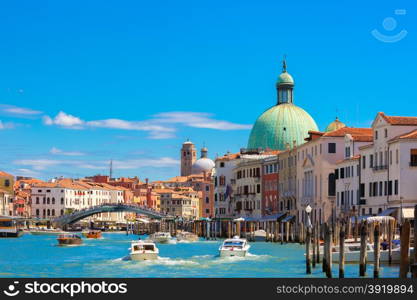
<box><xmin>349</xmin><ymin>215</ymin><xmax>371</xmax><ymax>222</ymax></box>
<box><xmin>402</xmin><ymin>208</ymin><xmax>415</xmax><ymax>219</ymax></box>
<box><xmin>243</xmin><ymin>212</ymin><xmax>286</xmax><ymax>222</ymax></box>
<box><xmin>378</xmin><ymin>208</ymin><xmax>397</xmax><ymax>216</ymax></box>
<box><xmin>281</xmin><ymin>215</ymin><xmax>295</xmax><ymax>223</ymax></box>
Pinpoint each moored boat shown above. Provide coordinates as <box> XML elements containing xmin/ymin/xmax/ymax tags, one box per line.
<box><xmin>30</xmin><ymin>228</ymin><xmax>67</xmax><ymax>236</ymax></box>
<box><xmin>316</xmin><ymin>241</ymin><xmax>411</xmax><ymax>263</ymax></box>
<box><xmin>129</xmin><ymin>240</ymin><xmax>159</xmax><ymax>261</ymax></box>
<box><xmin>0</xmin><ymin>217</ymin><xmax>23</xmax><ymax>238</ymax></box>
<box><xmin>86</xmin><ymin>230</ymin><xmax>102</xmax><ymax>239</ymax></box>
<box><xmin>219</xmin><ymin>236</ymin><xmax>250</xmax><ymax>257</ymax></box>
<box><xmin>57</xmin><ymin>234</ymin><xmax>83</xmax><ymax>246</ymax></box>
<box><xmin>148</xmin><ymin>232</ymin><xmax>172</xmax><ymax>244</ymax></box>
<box><xmin>176</xmin><ymin>231</ymin><xmax>199</xmax><ymax>242</ymax></box>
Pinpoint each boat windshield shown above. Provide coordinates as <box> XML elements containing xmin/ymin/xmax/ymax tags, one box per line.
<box><xmin>133</xmin><ymin>244</ymin><xmax>154</xmax><ymax>251</ymax></box>
<box><xmin>223</xmin><ymin>241</ymin><xmax>244</xmax><ymax>247</ymax></box>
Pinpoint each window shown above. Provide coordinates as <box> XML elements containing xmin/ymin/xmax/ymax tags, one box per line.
<box><xmin>370</xmin><ymin>154</ymin><xmax>374</xmax><ymax>168</ymax></box>
<box><xmin>410</xmin><ymin>149</ymin><xmax>417</xmax><ymax>166</ymax></box>
<box><xmin>205</xmin><ymin>209</ymin><xmax>210</xmax><ymax>214</ymax></box>
<box><xmin>388</xmin><ymin>181</ymin><xmax>392</xmax><ymax>195</ymax></box>
<box><xmin>205</xmin><ymin>197</ymin><xmax>209</xmax><ymax>204</ymax></box>
<box><xmin>4</xmin><ymin>179</ymin><xmax>10</xmax><ymax>187</ymax></box>
<box><xmin>375</xmin><ymin>130</ymin><xmax>378</xmax><ymax>140</ymax></box>
<box><xmin>340</xmin><ymin>168</ymin><xmax>345</xmax><ymax>178</ymax></box>
<box><xmin>394</xmin><ymin>180</ymin><xmax>398</xmax><ymax>195</ymax></box>
<box><xmin>396</xmin><ymin>149</ymin><xmax>399</xmax><ymax>164</ymax></box>
<box><xmin>390</xmin><ymin>151</ymin><xmax>392</xmax><ymax>165</ymax></box>
<box><xmin>256</xmin><ymin>184</ymin><xmax>261</xmax><ymax>193</ymax></box>
<box><xmin>379</xmin><ymin>182</ymin><xmax>382</xmax><ymax>196</ymax></box>
<box><xmin>362</xmin><ymin>156</ymin><xmax>366</xmax><ymax>169</ymax></box>
<box><xmin>220</xmin><ymin>162</ymin><xmax>225</xmax><ymax>168</ymax></box>
<box><xmin>345</xmin><ymin>147</ymin><xmax>350</xmax><ymax>158</ymax></box>
<box><xmin>385</xmin><ymin>128</ymin><xmax>388</xmax><ymax>138</ymax></box>
<box><xmin>61</xmin><ymin>198</ymin><xmax>64</xmax><ymax>205</ymax></box>
<box><xmin>328</xmin><ymin>173</ymin><xmax>336</xmax><ymax>196</ymax></box>
<box><xmin>36</xmin><ymin>197</ymin><xmax>39</xmax><ymax>204</ymax></box>
<box><xmin>369</xmin><ymin>183</ymin><xmax>372</xmax><ymax>197</ymax></box>
<box><xmin>360</xmin><ymin>183</ymin><xmax>365</xmax><ymax>197</ymax></box>
<box><xmin>328</xmin><ymin>143</ymin><xmax>336</xmax><ymax>153</ymax></box>
<box><xmin>369</xmin><ymin>208</ymin><xmax>373</xmax><ymax>215</ymax></box>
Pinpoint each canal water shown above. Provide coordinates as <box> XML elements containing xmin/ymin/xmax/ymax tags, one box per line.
<box><xmin>0</xmin><ymin>232</ymin><xmax>399</xmax><ymax>278</ymax></box>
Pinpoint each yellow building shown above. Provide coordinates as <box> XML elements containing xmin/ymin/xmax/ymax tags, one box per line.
<box><xmin>0</xmin><ymin>171</ymin><xmax>14</xmax><ymax>194</ymax></box>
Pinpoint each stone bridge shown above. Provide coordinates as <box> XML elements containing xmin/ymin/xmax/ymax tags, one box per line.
<box><xmin>52</xmin><ymin>203</ymin><xmax>173</xmax><ymax>227</ymax></box>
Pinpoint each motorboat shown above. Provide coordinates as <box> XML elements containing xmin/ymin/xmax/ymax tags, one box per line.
<box><xmin>176</xmin><ymin>231</ymin><xmax>199</xmax><ymax>242</ymax></box>
<box><xmin>317</xmin><ymin>241</ymin><xmax>407</xmax><ymax>263</ymax></box>
<box><xmin>85</xmin><ymin>230</ymin><xmax>102</xmax><ymax>239</ymax></box>
<box><xmin>252</xmin><ymin>229</ymin><xmax>266</xmax><ymax>241</ymax></box>
<box><xmin>0</xmin><ymin>217</ymin><xmax>23</xmax><ymax>238</ymax></box>
<box><xmin>148</xmin><ymin>232</ymin><xmax>172</xmax><ymax>244</ymax></box>
<box><xmin>30</xmin><ymin>228</ymin><xmax>67</xmax><ymax>236</ymax></box>
<box><xmin>129</xmin><ymin>240</ymin><xmax>159</xmax><ymax>261</ymax></box>
<box><xmin>57</xmin><ymin>233</ymin><xmax>83</xmax><ymax>246</ymax></box>
<box><xmin>219</xmin><ymin>236</ymin><xmax>250</xmax><ymax>257</ymax></box>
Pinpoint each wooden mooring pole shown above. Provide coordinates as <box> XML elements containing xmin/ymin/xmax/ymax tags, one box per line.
<box><xmin>306</xmin><ymin>225</ymin><xmax>312</xmax><ymax>274</ymax></box>
<box><xmin>316</xmin><ymin>223</ymin><xmax>320</xmax><ymax>264</ymax></box>
<box><xmin>359</xmin><ymin>221</ymin><xmax>368</xmax><ymax>277</ymax></box>
<box><xmin>312</xmin><ymin>225</ymin><xmax>316</xmax><ymax>268</ymax></box>
<box><xmin>413</xmin><ymin>205</ymin><xmax>417</xmax><ymax>278</ymax></box>
<box><xmin>399</xmin><ymin>220</ymin><xmax>411</xmax><ymax>278</ymax></box>
<box><xmin>374</xmin><ymin>223</ymin><xmax>380</xmax><ymax>278</ymax></box>
<box><xmin>325</xmin><ymin>223</ymin><xmax>333</xmax><ymax>278</ymax></box>
<box><xmin>339</xmin><ymin>222</ymin><xmax>345</xmax><ymax>278</ymax></box>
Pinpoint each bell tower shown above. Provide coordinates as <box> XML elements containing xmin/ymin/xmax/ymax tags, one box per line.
<box><xmin>180</xmin><ymin>140</ymin><xmax>196</xmax><ymax>176</ymax></box>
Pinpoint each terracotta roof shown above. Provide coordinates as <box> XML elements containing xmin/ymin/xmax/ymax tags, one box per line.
<box><xmin>379</xmin><ymin>112</ymin><xmax>417</xmax><ymax>126</ymax></box>
<box><xmin>389</xmin><ymin>129</ymin><xmax>417</xmax><ymax>143</ymax></box>
<box><xmin>336</xmin><ymin>155</ymin><xmax>360</xmax><ymax>164</ymax></box>
<box><xmin>358</xmin><ymin>143</ymin><xmax>374</xmax><ymax>150</ymax></box>
<box><xmin>263</xmin><ymin>150</ymin><xmax>281</xmax><ymax>155</ymax></box>
<box><xmin>0</xmin><ymin>171</ymin><xmax>13</xmax><ymax>177</ymax></box>
<box><xmin>153</xmin><ymin>188</ymin><xmax>175</xmax><ymax>194</ymax></box>
<box><xmin>322</xmin><ymin>127</ymin><xmax>372</xmax><ymax>137</ymax></box>
<box><xmin>216</xmin><ymin>152</ymin><xmax>241</xmax><ymax>162</ymax></box>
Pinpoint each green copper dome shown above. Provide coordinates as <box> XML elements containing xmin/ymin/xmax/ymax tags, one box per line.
<box><xmin>247</xmin><ymin>58</ymin><xmax>318</xmax><ymax>151</ymax></box>
<box><xmin>247</xmin><ymin>103</ymin><xmax>318</xmax><ymax>150</ymax></box>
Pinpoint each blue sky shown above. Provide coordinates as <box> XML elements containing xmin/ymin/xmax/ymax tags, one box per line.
<box><xmin>0</xmin><ymin>0</ymin><xmax>415</xmax><ymax>181</ymax></box>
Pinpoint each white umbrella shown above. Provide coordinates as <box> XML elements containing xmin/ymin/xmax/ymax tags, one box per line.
<box><xmin>233</xmin><ymin>217</ymin><xmax>245</xmax><ymax>222</ymax></box>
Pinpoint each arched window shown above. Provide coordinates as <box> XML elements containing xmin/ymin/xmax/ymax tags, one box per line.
<box><xmin>52</xmin><ymin>198</ymin><xmax>55</xmax><ymax>204</ymax></box>
<box><xmin>61</xmin><ymin>198</ymin><xmax>64</xmax><ymax>205</ymax></box>
<box><xmin>36</xmin><ymin>209</ymin><xmax>39</xmax><ymax>216</ymax></box>
<box><xmin>36</xmin><ymin>197</ymin><xmax>39</xmax><ymax>204</ymax></box>
<box><xmin>60</xmin><ymin>209</ymin><xmax>64</xmax><ymax>216</ymax></box>
<box><xmin>42</xmin><ymin>209</ymin><xmax>46</xmax><ymax>217</ymax></box>
<box><xmin>52</xmin><ymin>209</ymin><xmax>55</xmax><ymax>216</ymax></box>
<box><xmin>43</xmin><ymin>197</ymin><xmax>46</xmax><ymax>204</ymax></box>
<box><xmin>47</xmin><ymin>197</ymin><xmax>50</xmax><ymax>204</ymax></box>
<box><xmin>47</xmin><ymin>209</ymin><xmax>50</xmax><ymax>216</ymax></box>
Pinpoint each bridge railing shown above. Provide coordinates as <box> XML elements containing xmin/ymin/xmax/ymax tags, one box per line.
<box><xmin>53</xmin><ymin>202</ymin><xmax>172</xmax><ymax>224</ymax></box>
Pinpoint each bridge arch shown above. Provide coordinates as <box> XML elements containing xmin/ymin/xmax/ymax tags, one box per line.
<box><xmin>52</xmin><ymin>203</ymin><xmax>173</xmax><ymax>227</ymax></box>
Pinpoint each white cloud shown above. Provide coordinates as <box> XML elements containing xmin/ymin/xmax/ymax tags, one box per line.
<box><xmin>14</xmin><ymin>157</ymin><xmax>180</xmax><ymax>171</ymax></box>
<box><xmin>0</xmin><ymin>120</ymin><xmax>15</xmax><ymax>129</ymax></box>
<box><xmin>0</xmin><ymin>104</ymin><xmax>42</xmax><ymax>116</ymax></box>
<box><xmin>50</xmin><ymin>147</ymin><xmax>85</xmax><ymax>156</ymax></box>
<box><xmin>43</xmin><ymin>111</ymin><xmax>84</xmax><ymax>129</ymax></box>
<box><xmin>152</xmin><ymin>111</ymin><xmax>252</xmax><ymax>130</ymax></box>
<box><xmin>14</xmin><ymin>168</ymin><xmax>40</xmax><ymax>177</ymax></box>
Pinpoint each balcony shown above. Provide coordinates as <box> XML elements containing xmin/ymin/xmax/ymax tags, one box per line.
<box><xmin>372</xmin><ymin>165</ymin><xmax>388</xmax><ymax>171</ymax></box>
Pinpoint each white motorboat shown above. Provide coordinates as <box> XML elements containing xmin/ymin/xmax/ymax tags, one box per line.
<box><xmin>317</xmin><ymin>242</ymin><xmax>408</xmax><ymax>263</ymax></box>
<box><xmin>219</xmin><ymin>236</ymin><xmax>250</xmax><ymax>257</ymax></box>
<box><xmin>148</xmin><ymin>232</ymin><xmax>172</xmax><ymax>244</ymax></box>
<box><xmin>176</xmin><ymin>231</ymin><xmax>199</xmax><ymax>242</ymax></box>
<box><xmin>129</xmin><ymin>240</ymin><xmax>159</xmax><ymax>261</ymax></box>
<box><xmin>29</xmin><ymin>228</ymin><xmax>67</xmax><ymax>236</ymax></box>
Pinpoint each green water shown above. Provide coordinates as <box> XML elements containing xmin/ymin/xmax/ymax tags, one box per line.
<box><xmin>0</xmin><ymin>232</ymin><xmax>399</xmax><ymax>278</ymax></box>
